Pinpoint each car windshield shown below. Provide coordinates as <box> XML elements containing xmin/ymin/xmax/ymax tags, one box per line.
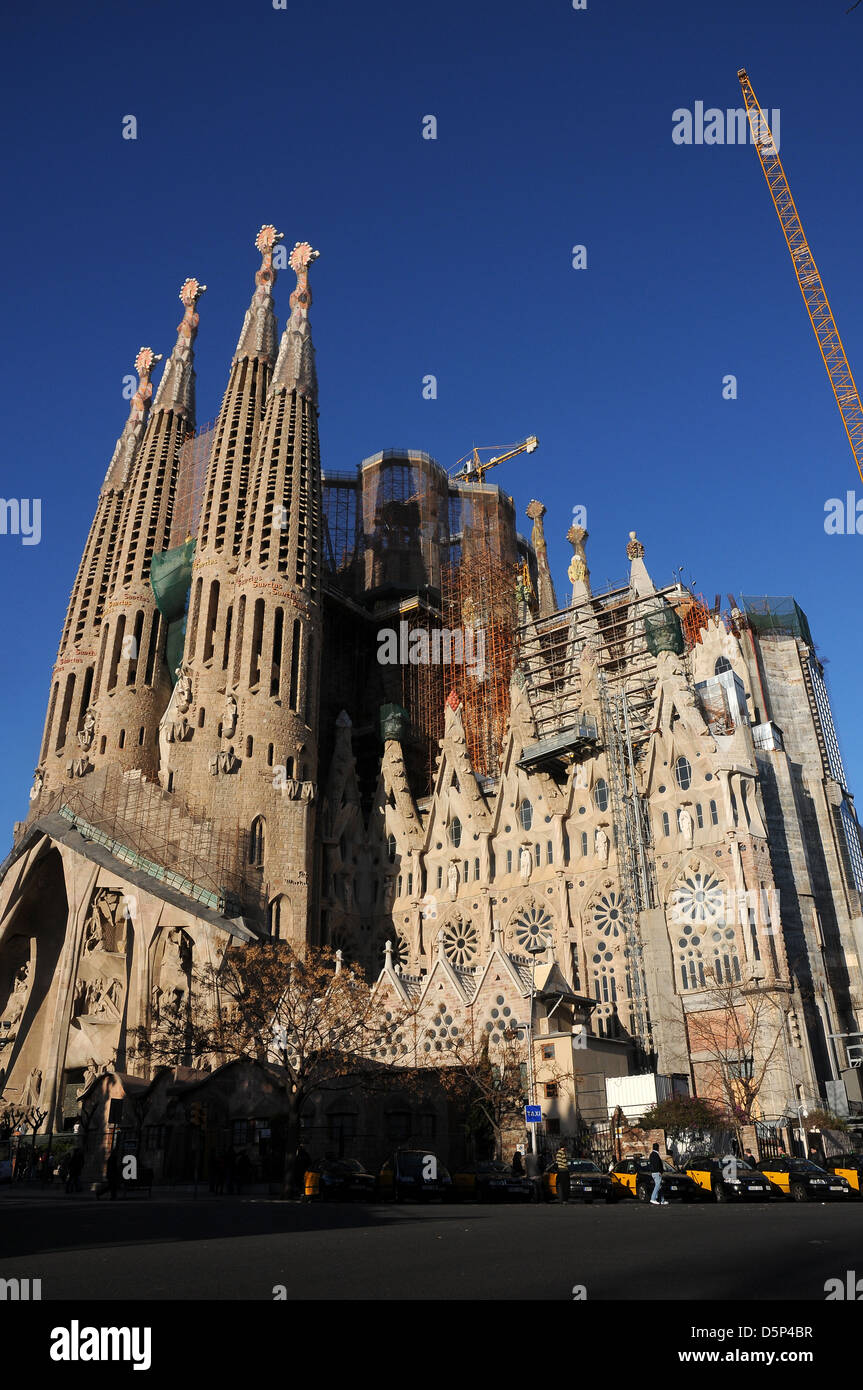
<box><xmin>329</xmin><ymin>1159</ymin><xmax>364</xmax><ymax>1173</ymax></box>
<box><xmin>478</xmin><ymin>1161</ymin><xmax>510</xmax><ymax>1174</ymax></box>
<box><xmin>397</xmin><ymin>1153</ymin><xmax>436</xmax><ymax>1177</ymax></box>
<box><xmin>569</xmin><ymin>1161</ymin><xmax>600</xmax><ymax>1173</ymax></box>
<box><xmin>787</xmin><ymin>1160</ymin><xmax>825</xmax><ymax>1174</ymax></box>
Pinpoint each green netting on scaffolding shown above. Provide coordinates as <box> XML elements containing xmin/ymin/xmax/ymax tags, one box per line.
<box><xmin>643</xmin><ymin>603</ymin><xmax>684</xmax><ymax>656</ymax></box>
<box><xmin>150</xmin><ymin>536</ymin><xmax>197</xmax><ymax>683</ymax></box>
<box><xmin>739</xmin><ymin>595</ymin><xmax>813</xmax><ymax>647</ymax></box>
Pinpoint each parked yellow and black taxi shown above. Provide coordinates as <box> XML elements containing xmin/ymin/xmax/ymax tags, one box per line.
<box><xmin>611</xmin><ymin>1156</ymin><xmax>701</xmax><ymax>1203</ymax></box>
<box><xmin>452</xmin><ymin>1159</ymin><xmax>529</xmax><ymax>1202</ymax></box>
<box><xmin>755</xmin><ymin>1156</ymin><xmax>852</xmax><ymax>1201</ymax></box>
<box><xmin>377</xmin><ymin>1149</ymin><xmax>453</xmax><ymax>1202</ymax></box>
<box><xmin>543</xmin><ymin>1159</ymin><xmax>618</xmax><ymax>1203</ymax></box>
<box><xmin>303</xmin><ymin>1157</ymin><xmax>376</xmax><ymax>1201</ymax></box>
<box><xmin>823</xmin><ymin>1153</ymin><xmax>863</xmax><ymax>1199</ymax></box>
<box><xmin>683</xmin><ymin>1154</ymin><xmax>774</xmax><ymax>1202</ymax></box>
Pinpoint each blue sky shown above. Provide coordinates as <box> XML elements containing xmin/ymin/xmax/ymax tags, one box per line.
<box><xmin>1</xmin><ymin>0</ymin><xmax>862</xmax><ymax>833</ymax></box>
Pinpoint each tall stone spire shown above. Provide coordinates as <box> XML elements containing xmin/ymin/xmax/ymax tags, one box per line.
<box><xmin>163</xmin><ymin>228</ymin><xmax>285</xmax><ymax>804</ymax></box>
<box><xmin>567</xmin><ymin>523</ymin><xmax>591</xmax><ymax>605</ymax></box>
<box><xmin>207</xmin><ymin>241</ymin><xmax>324</xmax><ymax>946</ymax></box>
<box><xmin>102</xmin><ymin>347</ymin><xmax>162</xmax><ymax>492</ymax></box>
<box><xmin>270</xmin><ymin>241</ymin><xmax>320</xmax><ymax>399</ymax></box>
<box><xmin>152</xmin><ymin>278</ymin><xmax>206</xmax><ymax>422</ymax></box>
<box><xmin>32</xmin><ymin>348</ymin><xmax>162</xmax><ymax>800</ymax></box>
<box><xmin>86</xmin><ymin>279</ymin><xmax>206</xmax><ymax>781</ymax></box>
<box><xmin>526</xmin><ymin>500</ymin><xmax>557</xmax><ymax>616</ymax></box>
<box><xmin>626</xmin><ymin>530</ymin><xmax>655</xmax><ymax>597</ymax></box>
<box><xmin>234</xmin><ymin>223</ymin><xmax>282</xmax><ymax>363</ymax></box>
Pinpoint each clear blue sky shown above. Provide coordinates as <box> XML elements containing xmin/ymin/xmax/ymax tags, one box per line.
<box><xmin>2</xmin><ymin>0</ymin><xmax>862</xmax><ymax>835</ymax></box>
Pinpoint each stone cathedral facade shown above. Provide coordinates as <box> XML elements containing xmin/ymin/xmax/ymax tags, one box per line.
<box><xmin>1</xmin><ymin>226</ymin><xmax>862</xmax><ymax>1141</ymax></box>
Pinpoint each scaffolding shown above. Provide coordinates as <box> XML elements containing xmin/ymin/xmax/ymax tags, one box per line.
<box><xmin>321</xmin><ymin>469</ymin><xmax>363</xmax><ymax>594</ymax></box>
<box><xmin>29</xmin><ymin>765</ymin><xmax>265</xmax><ymax>923</ymax></box>
<box><xmin>597</xmin><ymin>671</ymin><xmax>654</xmax><ymax>1055</ymax></box>
<box><xmin>169</xmin><ymin>420</ymin><xmax>217</xmax><ymax>548</ymax></box>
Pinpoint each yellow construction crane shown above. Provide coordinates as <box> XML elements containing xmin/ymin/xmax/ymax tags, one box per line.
<box><xmin>738</xmin><ymin>70</ymin><xmax>863</xmax><ymax>485</ymax></box>
<box><xmin>452</xmin><ymin>434</ymin><xmax>539</xmax><ymax>484</ymax></box>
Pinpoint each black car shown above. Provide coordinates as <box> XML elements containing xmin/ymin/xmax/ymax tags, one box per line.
<box><xmin>683</xmin><ymin>1154</ymin><xmax>774</xmax><ymax>1202</ymax></box>
<box><xmin>544</xmin><ymin>1159</ymin><xmax>618</xmax><ymax>1203</ymax></box>
<box><xmin>611</xmin><ymin>1156</ymin><xmax>701</xmax><ymax>1204</ymax></box>
<box><xmin>378</xmin><ymin>1149</ymin><xmax>453</xmax><ymax>1201</ymax></box>
<box><xmin>756</xmin><ymin>1156</ymin><xmax>851</xmax><ymax>1201</ymax></box>
<box><xmin>304</xmin><ymin>1157</ymin><xmax>376</xmax><ymax>1200</ymax></box>
<box><xmin>452</xmin><ymin>1159</ymin><xmax>529</xmax><ymax>1202</ymax></box>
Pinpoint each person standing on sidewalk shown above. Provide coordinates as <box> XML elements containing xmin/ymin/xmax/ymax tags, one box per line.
<box><xmin>648</xmin><ymin>1143</ymin><xmax>665</xmax><ymax>1205</ymax></box>
<box><xmin>554</xmin><ymin>1143</ymin><xmax>570</xmax><ymax>1203</ymax></box>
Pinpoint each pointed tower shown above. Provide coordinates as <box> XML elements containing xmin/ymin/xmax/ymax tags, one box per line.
<box><xmin>210</xmin><ymin>242</ymin><xmax>325</xmax><ymax>945</ymax></box>
<box><xmin>163</xmin><ymin>227</ymin><xmax>283</xmax><ymax>805</ymax></box>
<box><xmin>88</xmin><ymin>279</ymin><xmax>206</xmax><ymax>779</ymax></box>
<box><xmin>32</xmin><ymin>348</ymin><xmax>161</xmax><ymax>800</ymax></box>
<box><xmin>525</xmin><ymin>500</ymin><xmax>557</xmax><ymax>616</ymax></box>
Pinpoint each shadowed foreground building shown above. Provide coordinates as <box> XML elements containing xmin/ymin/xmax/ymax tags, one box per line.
<box><xmin>1</xmin><ymin>227</ymin><xmax>862</xmax><ymax>1165</ymax></box>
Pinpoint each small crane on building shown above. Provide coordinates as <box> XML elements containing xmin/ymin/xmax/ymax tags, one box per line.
<box><xmin>451</xmin><ymin>434</ymin><xmax>539</xmax><ymax>484</ymax></box>
<box><xmin>738</xmin><ymin>70</ymin><xmax>863</xmax><ymax>485</ymax></box>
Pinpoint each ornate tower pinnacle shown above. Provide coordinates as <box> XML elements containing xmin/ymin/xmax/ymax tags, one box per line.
<box><xmin>271</xmin><ymin>242</ymin><xmax>320</xmax><ymax>398</ymax></box>
<box><xmin>526</xmin><ymin>499</ymin><xmax>557</xmax><ymax>617</ymax></box>
<box><xmin>102</xmin><ymin>347</ymin><xmax>163</xmax><ymax>493</ymax></box>
<box><xmin>235</xmin><ymin>225</ymin><xmax>283</xmax><ymax>362</ymax></box>
<box><xmin>152</xmin><ymin>278</ymin><xmax>206</xmax><ymax>421</ymax></box>
<box><xmin>626</xmin><ymin>529</ymin><xmax>655</xmax><ymax>597</ymax></box>
<box><xmin>567</xmin><ymin>523</ymin><xmax>591</xmax><ymax>602</ymax></box>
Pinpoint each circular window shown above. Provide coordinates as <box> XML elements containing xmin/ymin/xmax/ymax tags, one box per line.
<box><xmin>512</xmin><ymin>903</ymin><xmax>554</xmax><ymax>952</ymax></box>
<box><xmin>591</xmin><ymin>890</ymin><xmax>625</xmax><ymax>938</ymax></box>
<box><xmin>674</xmin><ymin>871</ymin><xmax>725</xmax><ymax>924</ymax></box>
<box><xmin>442</xmin><ymin>918</ymin><xmax>478</xmax><ymax>967</ymax></box>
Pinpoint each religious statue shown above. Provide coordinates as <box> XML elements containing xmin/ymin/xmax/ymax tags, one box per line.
<box><xmin>595</xmin><ymin>827</ymin><xmax>610</xmax><ymax>866</ymax></box>
<box><xmin>447</xmin><ymin>861</ymin><xmax>460</xmax><ymax>898</ymax></box>
<box><xmin>77</xmin><ymin>707</ymin><xmax>96</xmax><ymax>752</ymax></box>
<box><xmin>175</xmin><ymin>665</ymin><xmax>193</xmax><ymax>713</ymax></box>
<box><xmin>222</xmin><ymin>693</ymin><xmax>238</xmax><ymax>740</ymax></box>
<box><xmin>678</xmin><ymin>807</ymin><xmax>694</xmax><ymax>844</ymax></box>
<box><xmin>519</xmin><ymin>845</ymin><xmax>533</xmax><ymax>882</ymax></box>
<box><xmin>0</xmin><ymin>962</ymin><xmax>29</xmax><ymax>1034</ymax></box>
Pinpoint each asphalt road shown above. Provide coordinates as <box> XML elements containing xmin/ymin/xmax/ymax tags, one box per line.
<box><xmin>2</xmin><ymin>1193</ymin><xmax>861</xmax><ymax>1301</ymax></box>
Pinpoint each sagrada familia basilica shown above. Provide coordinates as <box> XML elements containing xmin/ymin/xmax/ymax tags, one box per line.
<box><xmin>2</xmin><ymin>225</ymin><xmax>862</xmax><ymax>1149</ymax></box>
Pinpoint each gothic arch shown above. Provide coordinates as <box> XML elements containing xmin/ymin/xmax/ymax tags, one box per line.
<box><xmin>582</xmin><ymin>885</ymin><xmax>630</xmax><ymax>1036</ymax></box>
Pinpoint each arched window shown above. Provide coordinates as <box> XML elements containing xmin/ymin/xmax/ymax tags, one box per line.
<box><xmin>519</xmin><ymin>800</ymin><xmax>533</xmax><ymax>832</ymax></box>
<box><xmin>695</xmin><ymin>803</ymin><xmax>704</xmax><ymax>828</ymax></box>
<box><xmin>674</xmin><ymin>756</ymin><xmax>692</xmax><ymax>791</ymax></box>
<box><xmin>386</xmin><ymin>833</ymin><xmax>397</xmax><ymax>862</ymax></box>
<box><xmin>269</xmin><ymin>895</ymin><xmax>288</xmax><ymax>941</ymax></box>
<box><xmin>449</xmin><ymin>817</ymin><xmax>462</xmax><ymax>848</ymax></box>
<box><xmin>715</xmin><ymin>656</ymin><xmax>732</xmax><ymax>674</ymax></box>
<box><xmin>249</xmin><ymin>816</ymin><xmax>266</xmax><ymax>868</ymax></box>
<box><xmin>594</xmin><ymin>779</ymin><xmax>609</xmax><ymax>812</ymax></box>
<box><xmin>710</xmin><ymin>926</ymin><xmax>742</xmax><ymax>984</ymax></box>
<box><xmin>581</xmin><ymin>831</ymin><xmax>589</xmax><ymax>856</ymax></box>
<box><xmin>709</xmin><ymin>799</ymin><xmax>719</xmax><ymax>825</ymax></box>
<box><xmin>661</xmin><ymin>811</ymin><xmax>670</xmax><ymax>836</ymax></box>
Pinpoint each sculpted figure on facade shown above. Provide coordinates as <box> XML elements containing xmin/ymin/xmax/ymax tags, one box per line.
<box><xmin>519</xmin><ymin>845</ymin><xmax>533</xmax><ymax>882</ymax></box>
<box><xmin>595</xmin><ymin>827</ymin><xmax>609</xmax><ymax>865</ymax></box>
<box><xmin>0</xmin><ymin>961</ymin><xmax>30</xmax><ymax>1036</ymax></box>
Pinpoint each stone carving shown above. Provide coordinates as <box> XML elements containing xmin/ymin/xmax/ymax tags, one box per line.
<box><xmin>222</xmin><ymin>693</ymin><xmax>238</xmax><ymax>739</ymax></box>
<box><xmin>77</xmin><ymin>707</ymin><xmax>96</xmax><ymax>751</ymax></box>
<box><xmin>519</xmin><ymin>845</ymin><xmax>533</xmax><ymax>882</ymax></box>
<box><xmin>72</xmin><ymin>975</ymin><xmax>123</xmax><ymax>1020</ymax></box>
<box><xmin>67</xmin><ymin>755</ymin><xmax>92</xmax><ymax>778</ymax></box>
<box><xmin>163</xmin><ymin>716</ymin><xmax>191</xmax><ymax>743</ymax></box>
<box><xmin>595</xmin><ymin>827</ymin><xmax>610</xmax><ymax>866</ymax></box>
<box><xmin>277</xmin><ymin>777</ymin><xmax>316</xmax><ymax>801</ymax></box>
<box><xmin>29</xmin><ymin>768</ymin><xmax>44</xmax><ymax>801</ymax></box>
<box><xmin>175</xmin><ymin>666</ymin><xmax>193</xmax><ymax>713</ymax></box>
<box><xmin>208</xmin><ymin>745</ymin><xmax>239</xmax><ymax>776</ymax></box>
<box><xmin>82</xmin><ymin>890</ymin><xmax>128</xmax><ymax>955</ymax></box>
<box><xmin>626</xmin><ymin>530</ymin><xmax>645</xmax><ymax>560</ymax></box>
<box><xmin>0</xmin><ymin>962</ymin><xmax>30</xmax><ymax>1036</ymax></box>
<box><xmin>678</xmin><ymin>807</ymin><xmax>694</xmax><ymax>844</ymax></box>
<box><xmin>154</xmin><ymin>928</ymin><xmax>194</xmax><ymax>1022</ymax></box>
<box><xmin>23</xmin><ymin>1067</ymin><xmax>42</xmax><ymax>1107</ymax></box>
<box><xmin>567</xmin><ymin>524</ymin><xmax>590</xmax><ymax>587</ymax></box>
<box><xmin>447</xmin><ymin>861</ymin><xmax>460</xmax><ymax>898</ymax></box>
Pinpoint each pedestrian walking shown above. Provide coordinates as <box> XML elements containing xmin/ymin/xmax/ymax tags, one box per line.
<box><xmin>648</xmin><ymin>1143</ymin><xmax>665</xmax><ymax>1205</ymax></box>
<box><xmin>554</xmin><ymin>1143</ymin><xmax>570</xmax><ymax>1203</ymax></box>
<box><xmin>742</xmin><ymin>1147</ymin><xmax>757</xmax><ymax>1168</ymax></box>
<box><xmin>511</xmin><ymin>1148</ymin><xmax>524</xmax><ymax>1177</ymax></box>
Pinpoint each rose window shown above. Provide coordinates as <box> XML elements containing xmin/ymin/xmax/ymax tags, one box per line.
<box><xmin>673</xmin><ymin>871</ymin><xmax>725</xmax><ymax>925</ymax></box>
<box><xmin>591</xmin><ymin>891</ymin><xmax>625</xmax><ymax>938</ymax></box>
<box><xmin>512</xmin><ymin>904</ymin><xmax>554</xmax><ymax>952</ymax></box>
<box><xmin>443</xmin><ymin>919</ymin><xmax>479</xmax><ymax>968</ymax></box>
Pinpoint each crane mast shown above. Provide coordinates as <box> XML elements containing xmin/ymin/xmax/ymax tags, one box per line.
<box><xmin>738</xmin><ymin>69</ymin><xmax>863</xmax><ymax>485</ymax></box>
<box><xmin>452</xmin><ymin>434</ymin><xmax>539</xmax><ymax>484</ymax></box>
